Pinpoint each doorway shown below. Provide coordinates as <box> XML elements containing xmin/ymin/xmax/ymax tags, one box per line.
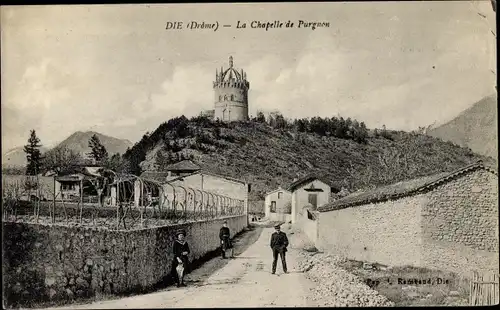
<box><xmin>270</xmin><ymin>201</ymin><xmax>276</xmax><ymax>213</ymax></box>
<box><xmin>308</xmin><ymin>194</ymin><xmax>317</xmax><ymax>209</ymax></box>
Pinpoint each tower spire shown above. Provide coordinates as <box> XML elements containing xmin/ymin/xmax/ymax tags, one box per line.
<box><xmin>229</xmin><ymin>56</ymin><xmax>233</xmax><ymax>68</ymax></box>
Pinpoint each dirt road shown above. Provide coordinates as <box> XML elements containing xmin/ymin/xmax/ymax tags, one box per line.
<box><xmin>47</xmin><ymin>225</ymin><xmax>317</xmax><ymax>309</ymax></box>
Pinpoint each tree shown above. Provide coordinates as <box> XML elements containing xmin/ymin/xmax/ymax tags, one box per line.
<box><xmin>155</xmin><ymin>150</ymin><xmax>168</xmax><ymax>171</ymax></box>
<box><xmin>268</xmin><ymin>115</ymin><xmax>277</xmax><ymax>127</ymax></box>
<box><xmin>256</xmin><ymin>111</ymin><xmax>266</xmax><ymax>123</ymax></box>
<box><xmin>380</xmin><ymin>124</ymin><xmax>393</xmax><ymax>140</ymax></box>
<box><xmin>43</xmin><ymin>146</ymin><xmax>83</xmax><ymax>174</ymax></box>
<box><xmin>358</xmin><ymin>122</ymin><xmax>369</xmax><ymax>143</ymax></box>
<box><xmin>123</xmin><ymin>147</ymin><xmax>144</xmax><ymax>175</ymax></box>
<box><xmin>274</xmin><ymin>113</ymin><xmax>287</xmax><ymax>129</ymax></box>
<box><xmin>212</xmin><ymin>127</ymin><xmax>221</xmax><ymax>140</ymax></box>
<box><xmin>335</xmin><ymin>117</ymin><xmax>347</xmax><ymax>138</ymax></box>
<box><xmin>24</xmin><ymin>130</ymin><xmax>43</xmax><ymax>175</ymax></box>
<box><xmin>294</xmin><ymin>118</ymin><xmax>309</xmax><ymax>132</ymax></box>
<box><xmin>104</xmin><ymin>153</ymin><xmax>126</xmax><ymax>172</ymax></box>
<box><xmin>88</xmin><ymin>134</ymin><xmax>108</xmax><ymax>164</ymax></box>
<box><xmin>171</xmin><ymin>140</ymin><xmax>182</xmax><ymax>152</ymax></box>
<box><xmin>173</xmin><ymin>117</ymin><xmax>190</xmax><ymax>138</ymax></box>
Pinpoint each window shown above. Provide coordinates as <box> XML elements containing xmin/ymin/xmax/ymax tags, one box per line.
<box><xmin>230</xmin><ymin>94</ymin><xmax>234</xmax><ymax>101</ymax></box>
<box><xmin>270</xmin><ymin>201</ymin><xmax>276</xmax><ymax>213</ymax></box>
<box><xmin>62</xmin><ymin>183</ymin><xmax>77</xmax><ymax>191</ymax></box>
<box><xmin>278</xmin><ymin>192</ymin><xmax>282</xmax><ymax>199</ymax></box>
<box><xmin>308</xmin><ymin>194</ymin><xmax>317</xmax><ymax>208</ymax></box>
<box><xmin>219</xmin><ymin>95</ymin><xmax>222</xmax><ymax>101</ymax></box>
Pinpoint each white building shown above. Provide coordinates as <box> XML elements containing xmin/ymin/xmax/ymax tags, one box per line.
<box><xmin>264</xmin><ymin>187</ymin><xmax>292</xmax><ymax>222</ymax></box>
<box><xmin>288</xmin><ymin>175</ymin><xmax>333</xmax><ymax>224</ymax></box>
<box><xmin>140</xmin><ymin>160</ymin><xmax>250</xmax><ymax>220</ymax></box>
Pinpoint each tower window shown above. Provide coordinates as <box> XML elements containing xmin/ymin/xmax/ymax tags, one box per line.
<box><xmin>224</xmin><ymin>95</ymin><xmax>227</xmax><ymax>101</ymax></box>
<box><xmin>230</xmin><ymin>95</ymin><xmax>234</xmax><ymax>101</ymax></box>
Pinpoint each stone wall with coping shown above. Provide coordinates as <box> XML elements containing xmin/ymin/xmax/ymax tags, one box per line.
<box><xmin>2</xmin><ymin>215</ymin><xmax>247</xmax><ymax>307</ymax></box>
<box><xmin>317</xmin><ymin>195</ymin><xmax>424</xmax><ymax>267</ymax></box>
<box><xmin>315</xmin><ymin>168</ymin><xmax>499</xmax><ymax>275</ymax></box>
<box><xmin>421</xmin><ymin>168</ymin><xmax>499</xmax><ymax>274</ymax></box>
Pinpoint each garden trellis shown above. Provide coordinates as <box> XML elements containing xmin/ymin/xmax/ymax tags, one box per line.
<box><xmin>111</xmin><ymin>174</ymin><xmax>245</xmax><ymax>229</ymax></box>
<box><xmin>2</xmin><ymin>172</ymin><xmax>245</xmax><ymax>230</ymax></box>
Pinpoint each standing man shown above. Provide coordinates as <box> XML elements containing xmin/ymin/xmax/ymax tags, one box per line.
<box><xmin>219</xmin><ymin>221</ymin><xmax>232</xmax><ymax>259</ymax></box>
<box><xmin>270</xmin><ymin>223</ymin><xmax>288</xmax><ymax>274</ymax></box>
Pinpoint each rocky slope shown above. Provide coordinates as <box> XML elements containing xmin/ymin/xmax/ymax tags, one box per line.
<box><xmin>130</xmin><ymin>117</ymin><xmax>490</xmax><ymax>201</ymax></box>
<box><xmin>427</xmin><ymin>94</ymin><xmax>498</xmax><ymax>160</ymax></box>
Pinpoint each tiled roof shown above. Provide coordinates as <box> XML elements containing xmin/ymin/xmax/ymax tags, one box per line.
<box><xmin>200</xmin><ymin>171</ymin><xmax>247</xmax><ymax>185</ymax></box>
<box><xmin>318</xmin><ymin>161</ymin><xmax>498</xmax><ymax>213</ymax></box>
<box><xmin>265</xmin><ymin>187</ymin><xmax>292</xmax><ymax>196</ymax></box>
<box><xmin>56</xmin><ymin>173</ymin><xmax>87</xmax><ymax>182</ymax></box>
<box><xmin>165</xmin><ymin>160</ymin><xmax>201</xmax><ymax>172</ymax></box>
<box><xmin>139</xmin><ymin>170</ymin><xmax>247</xmax><ymax>186</ymax></box>
<box><xmin>84</xmin><ymin>166</ymin><xmax>103</xmax><ymax>177</ymax></box>
<box><xmin>287</xmin><ymin>174</ymin><xmax>332</xmax><ymax>192</ymax></box>
<box><xmin>140</xmin><ymin>171</ymin><xmax>170</xmax><ymax>183</ymax></box>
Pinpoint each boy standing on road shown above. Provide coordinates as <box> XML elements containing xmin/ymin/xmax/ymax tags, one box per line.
<box><xmin>270</xmin><ymin>224</ymin><xmax>288</xmax><ymax>274</ymax></box>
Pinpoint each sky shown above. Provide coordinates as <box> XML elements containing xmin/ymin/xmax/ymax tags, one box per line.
<box><xmin>1</xmin><ymin>1</ymin><xmax>497</xmax><ymax>151</ymax></box>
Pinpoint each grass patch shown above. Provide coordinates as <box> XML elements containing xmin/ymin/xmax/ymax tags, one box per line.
<box><xmin>338</xmin><ymin>260</ymin><xmax>470</xmax><ymax>306</ymax></box>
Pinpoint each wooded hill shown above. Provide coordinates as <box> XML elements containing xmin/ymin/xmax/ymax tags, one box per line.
<box><xmin>123</xmin><ymin>115</ymin><xmax>491</xmax><ymax>200</ymax></box>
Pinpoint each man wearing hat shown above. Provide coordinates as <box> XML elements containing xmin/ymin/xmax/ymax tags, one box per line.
<box><xmin>171</xmin><ymin>229</ymin><xmax>190</xmax><ymax>287</ymax></box>
<box><xmin>270</xmin><ymin>223</ymin><xmax>289</xmax><ymax>274</ymax></box>
<box><xmin>219</xmin><ymin>220</ymin><xmax>232</xmax><ymax>259</ymax></box>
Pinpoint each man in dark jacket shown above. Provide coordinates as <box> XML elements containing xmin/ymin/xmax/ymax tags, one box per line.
<box><xmin>270</xmin><ymin>224</ymin><xmax>288</xmax><ymax>274</ymax></box>
<box><xmin>219</xmin><ymin>221</ymin><xmax>232</xmax><ymax>259</ymax></box>
<box><xmin>171</xmin><ymin>229</ymin><xmax>190</xmax><ymax>287</ymax></box>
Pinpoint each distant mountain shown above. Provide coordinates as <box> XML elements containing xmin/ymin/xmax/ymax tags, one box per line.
<box><xmin>55</xmin><ymin>131</ymin><xmax>133</xmax><ymax>158</ymax></box>
<box><xmin>2</xmin><ymin>131</ymin><xmax>133</xmax><ymax>169</ymax></box>
<box><xmin>2</xmin><ymin>146</ymin><xmax>49</xmax><ymax>169</ymax></box>
<box><xmin>427</xmin><ymin>94</ymin><xmax>498</xmax><ymax>160</ymax></box>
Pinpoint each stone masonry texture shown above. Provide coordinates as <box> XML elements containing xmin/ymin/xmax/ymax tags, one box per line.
<box><xmin>421</xmin><ymin>168</ymin><xmax>499</xmax><ymax>274</ymax></box>
<box><xmin>315</xmin><ymin>168</ymin><xmax>499</xmax><ymax>275</ymax></box>
<box><xmin>2</xmin><ymin>215</ymin><xmax>247</xmax><ymax>307</ymax></box>
<box><xmin>317</xmin><ymin>195</ymin><xmax>424</xmax><ymax>267</ymax></box>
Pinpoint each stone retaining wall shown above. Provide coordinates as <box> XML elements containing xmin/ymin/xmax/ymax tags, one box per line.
<box><xmin>316</xmin><ymin>168</ymin><xmax>498</xmax><ymax>275</ymax></box>
<box><xmin>421</xmin><ymin>168</ymin><xmax>499</xmax><ymax>274</ymax></box>
<box><xmin>2</xmin><ymin>214</ymin><xmax>247</xmax><ymax>307</ymax></box>
<box><xmin>317</xmin><ymin>195</ymin><xmax>424</xmax><ymax>267</ymax></box>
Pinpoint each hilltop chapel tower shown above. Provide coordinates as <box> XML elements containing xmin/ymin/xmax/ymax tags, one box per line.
<box><xmin>212</xmin><ymin>56</ymin><xmax>250</xmax><ymax>122</ymax></box>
